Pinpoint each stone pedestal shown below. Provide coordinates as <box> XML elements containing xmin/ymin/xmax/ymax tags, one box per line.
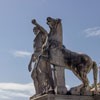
<box><xmin>30</xmin><ymin>94</ymin><xmax>100</xmax><ymax>100</ymax></box>
<box><xmin>50</xmin><ymin>45</ymin><xmax>67</xmax><ymax>94</ymax></box>
<box><xmin>54</xmin><ymin>67</ymin><xmax>67</xmax><ymax>94</ymax></box>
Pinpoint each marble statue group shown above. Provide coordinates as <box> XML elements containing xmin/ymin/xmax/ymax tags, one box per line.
<box><xmin>28</xmin><ymin>17</ymin><xmax>98</xmax><ymax>99</ymax></box>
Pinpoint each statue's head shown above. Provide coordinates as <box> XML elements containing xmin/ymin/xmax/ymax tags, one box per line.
<box><xmin>33</xmin><ymin>26</ymin><xmax>40</xmax><ymax>35</ymax></box>
<box><xmin>47</xmin><ymin>17</ymin><xmax>61</xmax><ymax>29</ymax></box>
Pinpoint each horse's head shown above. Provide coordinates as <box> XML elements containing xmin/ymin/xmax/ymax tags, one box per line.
<box><xmin>47</xmin><ymin>17</ymin><xmax>61</xmax><ymax>29</ymax></box>
<box><xmin>47</xmin><ymin>17</ymin><xmax>62</xmax><ymax>44</ymax></box>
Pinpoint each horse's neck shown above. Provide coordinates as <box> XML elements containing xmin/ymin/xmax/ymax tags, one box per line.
<box><xmin>49</xmin><ymin>22</ymin><xmax>63</xmax><ymax>44</ymax></box>
<box><xmin>56</xmin><ymin>22</ymin><xmax>63</xmax><ymax>43</ymax></box>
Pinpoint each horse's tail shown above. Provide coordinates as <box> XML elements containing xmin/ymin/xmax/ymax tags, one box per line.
<box><xmin>92</xmin><ymin>61</ymin><xmax>98</xmax><ymax>91</ymax></box>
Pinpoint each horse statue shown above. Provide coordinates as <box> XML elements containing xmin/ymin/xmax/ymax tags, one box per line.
<box><xmin>46</xmin><ymin>17</ymin><xmax>98</xmax><ymax>94</ymax></box>
<box><xmin>28</xmin><ymin>19</ymin><xmax>54</xmax><ymax>99</ymax></box>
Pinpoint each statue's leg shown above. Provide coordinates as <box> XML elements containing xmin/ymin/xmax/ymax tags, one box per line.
<box><xmin>37</xmin><ymin>58</ymin><xmax>54</xmax><ymax>94</ymax></box>
<box><xmin>30</xmin><ymin>68</ymin><xmax>41</xmax><ymax>100</ymax></box>
<box><xmin>31</xmin><ymin>68</ymin><xmax>40</xmax><ymax>94</ymax></box>
<box><xmin>36</xmin><ymin>59</ymin><xmax>48</xmax><ymax>94</ymax></box>
<box><xmin>46</xmin><ymin>62</ymin><xmax>54</xmax><ymax>92</ymax></box>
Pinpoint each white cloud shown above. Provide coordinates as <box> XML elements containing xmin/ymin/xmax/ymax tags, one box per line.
<box><xmin>13</xmin><ymin>50</ymin><xmax>31</xmax><ymax>58</ymax></box>
<box><xmin>0</xmin><ymin>82</ymin><xmax>70</xmax><ymax>100</ymax></box>
<box><xmin>0</xmin><ymin>82</ymin><xmax>35</xmax><ymax>100</ymax></box>
<box><xmin>84</xmin><ymin>27</ymin><xmax>100</xmax><ymax>37</ymax></box>
<box><xmin>66</xmin><ymin>85</ymin><xmax>70</xmax><ymax>90</ymax></box>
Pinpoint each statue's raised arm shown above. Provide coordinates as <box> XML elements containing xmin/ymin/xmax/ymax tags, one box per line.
<box><xmin>32</xmin><ymin>19</ymin><xmax>48</xmax><ymax>35</ymax></box>
<box><xmin>32</xmin><ymin>19</ymin><xmax>49</xmax><ymax>51</ymax></box>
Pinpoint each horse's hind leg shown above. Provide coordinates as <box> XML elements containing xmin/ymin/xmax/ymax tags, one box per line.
<box><xmin>72</xmin><ymin>69</ymin><xmax>82</xmax><ymax>81</ymax></box>
<box><xmin>79</xmin><ymin>71</ymin><xmax>90</xmax><ymax>95</ymax></box>
<box><xmin>72</xmin><ymin>70</ymin><xmax>89</xmax><ymax>87</ymax></box>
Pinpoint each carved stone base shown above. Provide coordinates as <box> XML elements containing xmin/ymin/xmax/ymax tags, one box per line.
<box><xmin>55</xmin><ymin>86</ymin><xmax>67</xmax><ymax>94</ymax></box>
<box><xmin>70</xmin><ymin>84</ymin><xmax>93</xmax><ymax>95</ymax></box>
<box><xmin>54</xmin><ymin>67</ymin><xmax>67</xmax><ymax>95</ymax></box>
<box><xmin>30</xmin><ymin>94</ymin><xmax>100</xmax><ymax>100</ymax></box>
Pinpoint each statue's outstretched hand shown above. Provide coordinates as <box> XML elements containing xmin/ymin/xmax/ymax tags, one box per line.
<box><xmin>28</xmin><ymin>63</ymin><xmax>32</xmax><ymax>72</ymax></box>
<box><xmin>32</xmin><ymin>19</ymin><xmax>37</xmax><ymax>25</ymax></box>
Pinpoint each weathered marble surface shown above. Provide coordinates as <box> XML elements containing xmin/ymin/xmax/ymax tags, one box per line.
<box><xmin>30</xmin><ymin>94</ymin><xmax>100</xmax><ymax>100</ymax></box>
<box><xmin>29</xmin><ymin>17</ymin><xmax>98</xmax><ymax>99</ymax></box>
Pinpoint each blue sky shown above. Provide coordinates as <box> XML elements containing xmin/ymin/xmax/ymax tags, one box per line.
<box><xmin>0</xmin><ymin>0</ymin><xmax>100</xmax><ymax>100</ymax></box>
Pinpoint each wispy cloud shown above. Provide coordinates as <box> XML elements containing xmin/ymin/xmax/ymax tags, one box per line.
<box><xmin>83</xmin><ymin>27</ymin><xmax>100</xmax><ymax>37</ymax></box>
<box><xmin>13</xmin><ymin>50</ymin><xmax>31</xmax><ymax>58</ymax></box>
<box><xmin>0</xmin><ymin>82</ymin><xmax>35</xmax><ymax>100</ymax></box>
<box><xmin>66</xmin><ymin>85</ymin><xmax>70</xmax><ymax>90</ymax></box>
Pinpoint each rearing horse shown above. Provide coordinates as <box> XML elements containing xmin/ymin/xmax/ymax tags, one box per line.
<box><xmin>46</xmin><ymin>17</ymin><xmax>98</xmax><ymax>94</ymax></box>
